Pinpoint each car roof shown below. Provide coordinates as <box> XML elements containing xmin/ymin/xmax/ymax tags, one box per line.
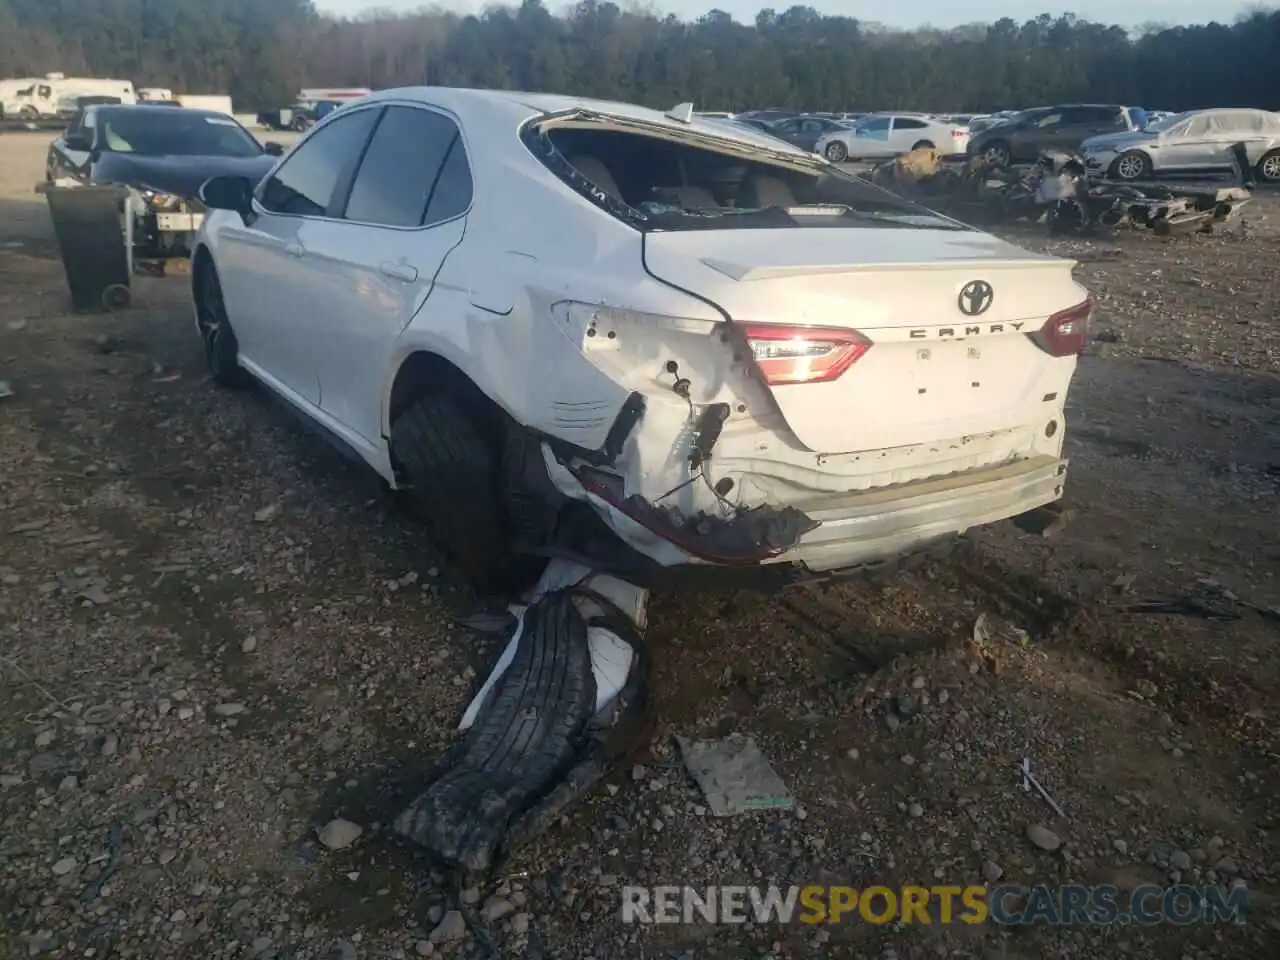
<box><xmin>90</xmin><ymin>104</ymin><xmax>238</xmax><ymax>123</ymax></box>
<box><xmin>359</xmin><ymin>87</ymin><xmax>813</xmax><ymax>158</ymax></box>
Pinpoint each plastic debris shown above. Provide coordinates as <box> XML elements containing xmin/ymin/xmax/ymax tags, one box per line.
<box><xmin>677</xmin><ymin>733</ymin><xmax>795</xmax><ymax>816</ymax></box>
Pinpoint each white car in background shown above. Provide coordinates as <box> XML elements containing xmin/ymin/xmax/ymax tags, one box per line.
<box><xmin>190</xmin><ymin>88</ymin><xmax>1088</xmax><ymax>593</ymax></box>
<box><xmin>1081</xmin><ymin>108</ymin><xmax>1280</xmax><ymax>182</ymax></box>
<box><xmin>816</xmin><ymin>113</ymin><xmax>970</xmax><ymax>162</ymax></box>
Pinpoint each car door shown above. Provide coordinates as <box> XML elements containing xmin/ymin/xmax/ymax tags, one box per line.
<box><xmin>1039</xmin><ymin>107</ymin><xmax>1097</xmax><ymax>153</ymax></box>
<box><xmin>889</xmin><ymin>116</ymin><xmax>932</xmax><ymax>151</ymax></box>
<box><xmin>853</xmin><ymin>117</ymin><xmax>892</xmax><ymax>157</ymax></box>
<box><xmin>299</xmin><ymin>103</ymin><xmax>472</xmax><ymax>445</ymax></box>
<box><xmin>215</xmin><ymin>106</ymin><xmax>380</xmax><ymax>405</ymax></box>
<box><xmin>794</xmin><ymin>119</ymin><xmax>832</xmax><ymax>151</ymax></box>
<box><xmin>1155</xmin><ymin>114</ymin><xmax>1214</xmax><ymax>171</ymax></box>
<box><xmin>1008</xmin><ymin>110</ymin><xmax>1061</xmax><ymax>161</ymax></box>
<box><xmin>769</xmin><ymin>118</ymin><xmax>804</xmax><ymax>147</ymax></box>
<box><xmin>1205</xmin><ymin>111</ymin><xmax>1267</xmax><ymax>169</ymax></box>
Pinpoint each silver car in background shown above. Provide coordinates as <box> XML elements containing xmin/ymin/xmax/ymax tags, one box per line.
<box><xmin>1081</xmin><ymin>108</ymin><xmax>1280</xmax><ymax>182</ymax></box>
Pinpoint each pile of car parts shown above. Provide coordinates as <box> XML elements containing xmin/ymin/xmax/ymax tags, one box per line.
<box><xmin>873</xmin><ymin>151</ymin><xmax>1252</xmax><ymax>237</ymax></box>
<box><xmin>393</xmin><ymin>559</ymin><xmax>650</xmax><ymax>877</ymax></box>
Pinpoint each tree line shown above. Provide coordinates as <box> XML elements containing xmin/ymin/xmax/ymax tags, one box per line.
<box><xmin>0</xmin><ymin>0</ymin><xmax>1277</xmax><ymax>114</ymax></box>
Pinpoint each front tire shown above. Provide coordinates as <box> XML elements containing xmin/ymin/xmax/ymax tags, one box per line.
<box><xmin>1256</xmin><ymin>149</ymin><xmax>1280</xmax><ymax>183</ymax></box>
<box><xmin>982</xmin><ymin>141</ymin><xmax>1011</xmax><ymax>167</ymax></box>
<box><xmin>824</xmin><ymin>141</ymin><xmax>848</xmax><ymax>162</ymax></box>
<box><xmin>1111</xmin><ymin>150</ymin><xmax>1152</xmax><ymax>181</ymax></box>
<box><xmin>194</xmin><ymin>259</ymin><xmax>244</xmax><ymax>387</ymax></box>
<box><xmin>390</xmin><ymin>395</ymin><xmax>532</xmax><ymax>594</ymax></box>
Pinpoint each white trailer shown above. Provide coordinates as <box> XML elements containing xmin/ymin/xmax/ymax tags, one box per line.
<box><xmin>1</xmin><ymin>74</ymin><xmax>136</xmax><ymax>119</ymax></box>
<box><xmin>175</xmin><ymin>94</ymin><xmax>233</xmax><ymax>116</ymax></box>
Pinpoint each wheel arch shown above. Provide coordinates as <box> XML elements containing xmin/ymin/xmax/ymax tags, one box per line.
<box><xmin>190</xmin><ymin>244</ymin><xmax>214</xmax><ymax>326</ymax></box>
<box><xmin>384</xmin><ymin>350</ymin><xmax>512</xmax><ymax>458</ymax></box>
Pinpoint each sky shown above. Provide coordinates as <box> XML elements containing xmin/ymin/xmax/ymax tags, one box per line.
<box><xmin>317</xmin><ymin>0</ymin><xmax>1265</xmax><ymax>29</ymax></box>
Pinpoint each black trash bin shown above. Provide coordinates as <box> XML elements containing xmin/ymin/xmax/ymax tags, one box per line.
<box><xmin>44</xmin><ymin>184</ymin><xmax>132</xmax><ymax>312</ymax></box>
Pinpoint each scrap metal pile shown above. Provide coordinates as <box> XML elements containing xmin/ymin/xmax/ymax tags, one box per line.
<box><xmin>870</xmin><ymin>147</ymin><xmax>1253</xmax><ymax>237</ymax></box>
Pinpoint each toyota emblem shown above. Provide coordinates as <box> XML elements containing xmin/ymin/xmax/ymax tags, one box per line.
<box><xmin>958</xmin><ymin>280</ymin><xmax>994</xmax><ymax>316</ymax></box>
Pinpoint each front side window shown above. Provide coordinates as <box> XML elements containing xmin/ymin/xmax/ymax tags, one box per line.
<box><xmin>343</xmin><ymin>106</ymin><xmax>466</xmax><ymax>227</ymax></box>
<box><xmin>1034</xmin><ymin>112</ymin><xmax>1064</xmax><ymax>129</ymax></box>
<box><xmin>259</xmin><ymin>108</ymin><xmax>379</xmax><ymax>217</ymax></box>
<box><xmin>1185</xmin><ymin>116</ymin><xmax>1212</xmax><ymax>137</ymax></box>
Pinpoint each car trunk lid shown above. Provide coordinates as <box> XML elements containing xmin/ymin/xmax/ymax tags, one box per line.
<box><xmin>643</xmin><ymin>226</ymin><xmax>1084</xmax><ymax>454</ymax></box>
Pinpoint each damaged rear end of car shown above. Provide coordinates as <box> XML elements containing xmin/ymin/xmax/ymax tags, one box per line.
<box><xmin>500</xmin><ymin>105</ymin><xmax>1091</xmax><ymax>580</ymax></box>
<box><xmin>388</xmin><ymin>98</ymin><xmax>1091</xmax><ymax>588</ymax></box>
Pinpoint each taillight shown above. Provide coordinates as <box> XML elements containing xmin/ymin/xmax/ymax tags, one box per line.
<box><xmin>951</xmin><ymin>129</ymin><xmax>967</xmax><ymax>138</ymax></box>
<box><xmin>1031</xmin><ymin>299</ymin><xmax>1093</xmax><ymax>357</ymax></box>
<box><xmin>741</xmin><ymin>323</ymin><xmax>871</xmax><ymax>385</ymax></box>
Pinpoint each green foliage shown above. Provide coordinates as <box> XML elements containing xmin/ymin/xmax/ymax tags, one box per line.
<box><xmin>0</xmin><ymin>1</ymin><xmax>1276</xmax><ymax>112</ymax></box>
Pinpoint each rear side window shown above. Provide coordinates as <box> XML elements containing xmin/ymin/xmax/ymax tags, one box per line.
<box><xmin>894</xmin><ymin>117</ymin><xmax>928</xmax><ymax>130</ymax></box>
<box><xmin>424</xmin><ymin>137</ymin><xmax>473</xmax><ymax>225</ymax></box>
<box><xmin>343</xmin><ymin>106</ymin><xmax>465</xmax><ymax>227</ymax></box>
<box><xmin>259</xmin><ymin>108</ymin><xmax>378</xmax><ymax>217</ymax></box>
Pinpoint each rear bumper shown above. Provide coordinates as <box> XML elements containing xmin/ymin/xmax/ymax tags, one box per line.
<box><xmin>769</xmin><ymin>454</ymin><xmax>1068</xmax><ymax>572</ymax></box>
<box><xmin>544</xmin><ymin>443</ymin><xmax>1068</xmax><ymax>579</ymax></box>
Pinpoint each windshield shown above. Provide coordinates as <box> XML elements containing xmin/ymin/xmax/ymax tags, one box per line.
<box><xmin>537</xmin><ymin>124</ymin><xmax>966</xmax><ymax>232</ymax></box>
<box><xmin>99</xmin><ymin>111</ymin><xmax>262</xmax><ymax>157</ymax></box>
<box><xmin>1147</xmin><ymin>111</ymin><xmax>1193</xmax><ymax>133</ymax></box>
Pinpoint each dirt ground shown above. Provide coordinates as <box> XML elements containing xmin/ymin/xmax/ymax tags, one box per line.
<box><xmin>1</xmin><ymin>131</ymin><xmax>1278</xmax><ymax>960</ymax></box>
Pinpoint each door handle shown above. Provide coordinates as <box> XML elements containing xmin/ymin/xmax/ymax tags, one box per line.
<box><xmin>284</xmin><ymin>239</ymin><xmax>305</xmax><ymax>258</ymax></box>
<box><xmin>379</xmin><ymin>261</ymin><xmax>418</xmax><ymax>283</ymax></box>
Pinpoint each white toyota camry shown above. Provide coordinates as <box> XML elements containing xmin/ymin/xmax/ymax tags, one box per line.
<box><xmin>191</xmin><ymin>87</ymin><xmax>1091</xmax><ymax>592</ymax></box>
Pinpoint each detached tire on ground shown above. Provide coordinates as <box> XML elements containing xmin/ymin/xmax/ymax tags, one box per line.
<box><xmin>390</xmin><ymin>394</ymin><xmax>528</xmax><ymax>593</ymax></box>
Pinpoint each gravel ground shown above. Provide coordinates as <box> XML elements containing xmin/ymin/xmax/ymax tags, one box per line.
<box><xmin>1</xmin><ymin>132</ymin><xmax>1278</xmax><ymax>960</ymax></box>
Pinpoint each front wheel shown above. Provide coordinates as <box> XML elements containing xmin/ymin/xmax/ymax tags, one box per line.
<box><xmin>824</xmin><ymin>141</ymin><xmax>848</xmax><ymax>163</ymax></box>
<box><xmin>194</xmin><ymin>259</ymin><xmax>244</xmax><ymax>387</ymax></box>
<box><xmin>982</xmin><ymin>141</ymin><xmax>1011</xmax><ymax>167</ymax></box>
<box><xmin>1111</xmin><ymin>150</ymin><xmax>1152</xmax><ymax>181</ymax></box>
<box><xmin>18</xmin><ymin>106</ymin><xmax>38</xmax><ymax>121</ymax></box>
<box><xmin>1256</xmin><ymin>149</ymin><xmax>1280</xmax><ymax>183</ymax></box>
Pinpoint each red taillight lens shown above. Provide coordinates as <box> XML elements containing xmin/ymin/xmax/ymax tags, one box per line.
<box><xmin>951</xmin><ymin>129</ymin><xmax>967</xmax><ymax>138</ymax></box>
<box><xmin>741</xmin><ymin>323</ymin><xmax>871</xmax><ymax>385</ymax></box>
<box><xmin>1031</xmin><ymin>299</ymin><xmax>1093</xmax><ymax>357</ymax></box>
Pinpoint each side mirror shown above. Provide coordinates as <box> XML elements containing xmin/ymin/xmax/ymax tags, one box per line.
<box><xmin>199</xmin><ymin>175</ymin><xmax>255</xmax><ymax>219</ymax></box>
<box><xmin>263</xmin><ymin>141</ymin><xmax>285</xmax><ymax>157</ymax></box>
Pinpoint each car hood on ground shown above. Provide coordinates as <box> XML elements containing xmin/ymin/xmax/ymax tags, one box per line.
<box><xmin>1080</xmin><ymin>130</ymin><xmax>1155</xmax><ymax>151</ymax></box>
<box><xmin>90</xmin><ymin>152</ymin><xmax>276</xmax><ymax>198</ymax></box>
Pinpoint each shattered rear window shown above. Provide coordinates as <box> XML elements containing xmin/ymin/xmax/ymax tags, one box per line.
<box><xmin>526</xmin><ymin>121</ymin><xmax>967</xmax><ymax>232</ymax></box>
